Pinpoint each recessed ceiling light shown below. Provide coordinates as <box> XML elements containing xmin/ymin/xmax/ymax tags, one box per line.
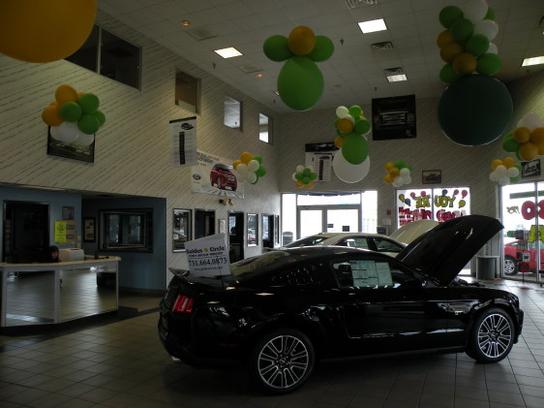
<box><xmin>522</xmin><ymin>56</ymin><xmax>544</xmax><ymax>67</ymax></box>
<box><xmin>214</xmin><ymin>47</ymin><xmax>242</xmax><ymax>58</ymax></box>
<box><xmin>358</xmin><ymin>18</ymin><xmax>387</xmax><ymax>34</ymax></box>
<box><xmin>255</xmin><ymin>72</ymin><xmax>264</xmax><ymax>78</ymax></box>
<box><xmin>180</xmin><ymin>19</ymin><xmax>191</xmax><ymax>27</ymax></box>
<box><xmin>386</xmin><ymin>74</ymin><xmax>407</xmax><ymax>82</ymax></box>
<box><xmin>273</xmin><ymin>90</ymin><xmax>279</xmax><ymax>96</ymax></box>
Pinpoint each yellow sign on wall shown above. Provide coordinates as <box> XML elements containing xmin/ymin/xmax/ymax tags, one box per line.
<box><xmin>54</xmin><ymin>220</ymin><xmax>76</xmax><ymax>244</ymax></box>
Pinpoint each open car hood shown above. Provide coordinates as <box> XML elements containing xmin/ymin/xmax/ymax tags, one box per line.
<box><xmin>396</xmin><ymin>215</ymin><xmax>503</xmax><ymax>286</ymax></box>
<box><xmin>390</xmin><ymin>220</ymin><xmax>439</xmax><ymax>244</ymax></box>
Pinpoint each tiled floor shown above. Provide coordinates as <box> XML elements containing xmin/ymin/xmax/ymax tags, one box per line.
<box><xmin>1</xmin><ymin>280</ymin><xmax>544</xmax><ymax>407</ymax></box>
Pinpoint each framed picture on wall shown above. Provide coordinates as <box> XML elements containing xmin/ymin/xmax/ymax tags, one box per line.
<box><xmin>173</xmin><ymin>209</ymin><xmax>192</xmax><ymax>252</ymax></box>
<box><xmin>422</xmin><ymin>169</ymin><xmax>442</xmax><ymax>185</ymax></box>
<box><xmin>62</xmin><ymin>206</ymin><xmax>75</xmax><ymax>220</ymax></box>
<box><xmin>83</xmin><ymin>217</ymin><xmax>96</xmax><ymax>242</ymax></box>
<box><xmin>247</xmin><ymin>213</ymin><xmax>258</xmax><ymax>246</ymax></box>
<box><xmin>47</xmin><ymin>127</ymin><xmax>95</xmax><ymax>163</ymax></box>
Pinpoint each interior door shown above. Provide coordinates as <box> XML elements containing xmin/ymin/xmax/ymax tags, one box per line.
<box><xmin>228</xmin><ymin>212</ymin><xmax>244</xmax><ymax>262</ymax></box>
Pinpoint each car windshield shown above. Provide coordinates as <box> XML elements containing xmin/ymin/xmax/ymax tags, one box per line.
<box><xmin>230</xmin><ymin>251</ymin><xmax>291</xmax><ymax>280</ymax></box>
<box><xmin>284</xmin><ymin>235</ymin><xmax>328</xmax><ymax>248</ymax></box>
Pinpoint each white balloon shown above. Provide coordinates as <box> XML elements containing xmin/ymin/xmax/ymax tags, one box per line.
<box><xmin>295</xmin><ymin>164</ymin><xmax>305</xmax><ymax>173</ymax></box>
<box><xmin>292</xmin><ymin>172</ymin><xmax>298</xmax><ymax>182</ymax></box>
<box><xmin>332</xmin><ymin>152</ymin><xmax>370</xmax><ymax>183</ymax></box>
<box><xmin>247</xmin><ymin>159</ymin><xmax>260</xmax><ymax>172</ymax></box>
<box><xmin>393</xmin><ymin>176</ymin><xmax>401</xmax><ymax>185</ymax></box>
<box><xmin>74</xmin><ymin>131</ymin><xmax>94</xmax><ymax>147</ymax></box>
<box><xmin>399</xmin><ymin>168</ymin><xmax>410</xmax><ymax>177</ymax></box>
<box><xmin>236</xmin><ymin>164</ymin><xmax>249</xmax><ymax>180</ymax></box>
<box><xmin>487</xmin><ymin>42</ymin><xmax>498</xmax><ymax>54</ymax></box>
<box><xmin>495</xmin><ymin>165</ymin><xmax>508</xmax><ymax>177</ymax></box>
<box><xmin>474</xmin><ymin>19</ymin><xmax>498</xmax><ymax>40</ymax></box>
<box><xmin>498</xmin><ymin>176</ymin><xmax>510</xmax><ymax>186</ymax></box>
<box><xmin>247</xmin><ymin>172</ymin><xmax>257</xmax><ymax>184</ymax></box>
<box><xmin>489</xmin><ymin>172</ymin><xmax>498</xmax><ymax>182</ymax></box>
<box><xmin>405</xmin><ymin>175</ymin><xmax>412</xmax><ymax>185</ymax></box>
<box><xmin>507</xmin><ymin>167</ymin><xmax>520</xmax><ymax>178</ymax></box>
<box><xmin>518</xmin><ymin>112</ymin><xmax>544</xmax><ymax>130</ymax></box>
<box><xmin>336</xmin><ymin>106</ymin><xmax>349</xmax><ymax>118</ymax></box>
<box><xmin>55</xmin><ymin>122</ymin><xmax>79</xmax><ymax>144</ymax></box>
<box><xmin>464</xmin><ymin>0</ymin><xmax>488</xmax><ymax>22</ymax></box>
<box><xmin>50</xmin><ymin>125</ymin><xmax>62</xmax><ymax>141</ymax></box>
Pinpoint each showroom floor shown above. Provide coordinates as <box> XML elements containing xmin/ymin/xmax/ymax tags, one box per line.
<box><xmin>1</xmin><ymin>281</ymin><xmax>544</xmax><ymax>408</ymax></box>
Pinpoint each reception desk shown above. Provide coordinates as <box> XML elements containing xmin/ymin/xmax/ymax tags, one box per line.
<box><xmin>0</xmin><ymin>257</ymin><xmax>120</xmax><ymax>327</ymax></box>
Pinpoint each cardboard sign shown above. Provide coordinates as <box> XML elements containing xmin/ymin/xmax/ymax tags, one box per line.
<box><xmin>185</xmin><ymin>233</ymin><xmax>230</xmax><ymax>277</ymax></box>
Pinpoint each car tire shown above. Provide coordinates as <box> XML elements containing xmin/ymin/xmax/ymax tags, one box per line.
<box><xmin>503</xmin><ymin>256</ymin><xmax>518</xmax><ymax>276</ymax></box>
<box><xmin>249</xmin><ymin>328</ymin><xmax>315</xmax><ymax>394</ymax></box>
<box><xmin>466</xmin><ymin>308</ymin><xmax>515</xmax><ymax>363</ymax></box>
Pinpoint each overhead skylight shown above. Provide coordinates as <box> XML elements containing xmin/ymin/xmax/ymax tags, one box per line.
<box><xmin>358</xmin><ymin>18</ymin><xmax>387</xmax><ymax>34</ymax></box>
<box><xmin>214</xmin><ymin>47</ymin><xmax>242</xmax><ymax>58</ymax></box>
<box><xmin>522</xmin><ymin>56</ymin><xmax>544</xmax><ymax>67</ymax></box>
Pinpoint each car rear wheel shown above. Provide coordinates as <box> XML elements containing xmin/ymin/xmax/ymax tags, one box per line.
<box><xmin>466</xmin><ymin>308</ymin><xmax>514</xmax><ymax>363</ymax></box>
<box><xmin>250</xmin><ymin>329</ymin><xmax>314</xmax><ymax>394</ymax></box>
<box><xmin>504</xmin><ymin>256</ymin><xmax>518</xmax><ymax>275</ymax></box>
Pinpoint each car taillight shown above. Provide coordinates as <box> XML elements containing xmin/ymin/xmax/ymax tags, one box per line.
<box><xmin>172</xmin><ymin>295</ymin><xmax>193</xmax><ymax>313</ymax></box>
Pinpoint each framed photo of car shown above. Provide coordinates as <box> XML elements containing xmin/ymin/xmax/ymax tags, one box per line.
<box><xmin>247</xmin><ymin>213</ymin><xmax>258</xmax><ymax>246</ymax></box>
<box><xmin>173</xmin><ymin>209</ymin><xmax>192</xmax><ymax>252</ymax></box>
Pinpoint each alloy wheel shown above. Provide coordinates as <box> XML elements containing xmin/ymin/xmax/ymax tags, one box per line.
<box><xmin>257</xmin><ymin>334</ymin><xmax>309</xmax><ymax>390</ymax></box>
<box><xmin>477</xmin><ymin>313</ymin><xmax>512</xmax><ymax>359</ymax></box>
<box><xmin>504</xmin><ymin>258</ymin><xmax>517</xmax><ymax>275</ymax></box>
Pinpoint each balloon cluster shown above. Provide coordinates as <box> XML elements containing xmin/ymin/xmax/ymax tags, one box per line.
<box><xmin>42</xmin><ymin>85</ymin><xmax>105</xmax><ymax>145</ymax></box>
<box><xmin>384</xmin><ymin>161</ymin><xmax>412</xmax><ymax>187</ymax></box>
<box><xmin>502</xmin><ymin>113</ymin><xmax>544</xmax><ymax>162</ymax></box>
<box><xmin>489</xmin><ymin>157</ymin><xmax>520</xmax><ymax>186</ymax></box>
<box><xmin>437</xmin><ymin>0</ymin><xmax>500</xmax><ymax>83</ymax></box>
<box><xmin>334</xmin><ymin>105</ymin><xmax>370</xmax><ymax>165</ymax></box>
<box><xmin>292</xmin><ymin>165</ymin><xmax>317</xmax><ymax>189</ymax></box>
<box><xmin>233</xmin><ymin>152</ymin><xmax>266</xmax><ymax>184</ymax></box>
<box><xmin>263</xmin><ymin>26</ymin><xmax>334</xmax><ymax>111</ymax></box>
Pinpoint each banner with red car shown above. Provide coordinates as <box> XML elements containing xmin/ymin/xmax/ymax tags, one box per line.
<box><xmin>191</xmin><ymin>151</ymin><xmax>244</xmax><ymax>198</ymax></box>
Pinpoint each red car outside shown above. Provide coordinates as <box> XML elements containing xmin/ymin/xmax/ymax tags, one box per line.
<box><xmin>210</xmin><ymin>164</ymin><xmax>237</xmax><ymax>191</ymax></box>
<box><xmin>503</xmin><ymin>240</ymin><xmax>540</xmax><ymax>275</ymax></box>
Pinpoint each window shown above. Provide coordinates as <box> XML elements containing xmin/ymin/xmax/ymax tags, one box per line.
<box><xmin>64</xmin><ymin>26</ymin><xmax>141</xmax><ymax>90</ymax></box>
<box><xmin>175</xmin><ymin>71</ymin><xmax>200</xmax><ymax>112</ymax></box>
<box><xmin>370</xmin><ymin>237</ymin><xmax>404</xmax><ymax>253</ymax></box>
<box><xmin>100</xmin><ymin>209</ymin><xmax>152</xmax><ymax>251</ymax></box>
<box><xmin>224</xmin><ymin>96</ymin><xmax>242</xmax><ymax>129</ymax></box>
<box><xmin>172</xmin><ymin>209</ymin><xmax>192</xmax><ymax>252</ymax></box>
<box><xmin>343</xmin><ymin>237</ymin><xmax>369</xmax><ymax>249</ymax></box>
<box><xmin>259</xmin><ymin>113</ymin><xmax>271</xmax><ymax>143</ymax></box>
<box><xmin>331</xmin><ymin>258</ymin><xmax>417</xmax><ymax>289</ymax></box>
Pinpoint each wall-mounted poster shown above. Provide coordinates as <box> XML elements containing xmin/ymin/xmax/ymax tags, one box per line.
<box><xmin>422</xmin><ymin>169</ymin><xmax>442</xmax><ymax>184</ymax></box>
<box><xmin>372</xmin><ymin>94</ymin><xmax>416</xmax><ymax>140</ymax></box>
<box><xmin>83</xmin><ymin>217</ymin><xmax>96</xmax><ymax>242</ymax></box>
<box><xmin>521</xmin><ymin>159</ymin><xmax>541</xmax><ymax>179</ymax></box>
<box><xmin>54</xmin><ymin>220</ymin><xmax>76</xmax><ymax>244</ymax></box>
<box><xmin>396</xmin><ymin>187</ymin><xmax>470</xmax><ymax>227</ymax></box>
<box><xmin>247</xmin><ymin>213</ymin><xmax>258</xmax><ymax>246</ymax></box>
<box><xmin>173</xmin><ymin>209</ymin><xmax>192</xmax><ymax>252</ymax></box>
<box><xmin>191</xmin><ymin>150</ymin><xmax>244</xmax><ymax>198</ymax></box>
<box><xmin>170</xmin><ymin>116</ymin><xmax>197</xmax><ymax>166</ymax></box>
<box><xmin>305</xmin><ymin>142</ymin><xmax>337</xmax><ymax>182</ymax></box>
<box><xmin>47</xmin><ymin>127</ymin><xmax>95</xmax><ymax>163</ymax></box>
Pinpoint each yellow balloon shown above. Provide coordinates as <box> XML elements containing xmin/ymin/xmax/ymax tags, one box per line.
<box><xmin>336</xmin><ymin>118</ymin><xmax>354</xmax><ymax>134</ymax></box>
<box><xmin>519</xmin><ymin>142</ymin><xmax>539</xmax><ymax>161</ymax></box>
<box><xmin>452</xmin><ymin>53</ymin><xmax>477</xmax><ymax>75</ymax></box>
<box><xmin>240</xmin><ymin>152</ymin><xmax>253</xmax><ymax>164</ymax></box>
<box><xmin>334</xmin><ymin>136</ymin><xmax>344</xmax><ymax>148</ymax></box>
<box><xmin>384</xmin><ymin>174</ymin><xmax>393</xmax><ymax>184</ymax></box>
<box><xmin>490</xmin><ymin>159</ymin><xmax>503</xmax><ymax>170</ymax></box>
<box><xmin>55</xmin><ymin>85</ymin><xmax>78</xmax><ymax>105</ymax></box>
<box><xmin>287</xmin><ymin>26</ymin><xmax>316</xmax><ymax>56</ymax></box>
<box><xmin>384</xmin><ymin>161</ymin><xmax>395</xmax><ymax>170</ymax></box>
<box><xmin>436</xmin><ymin>30</ymin><xmax>454</xmax><ymax>49</ymax></box>
<box><xmin>390</xmin><ymin>167</ymin><xmax>400</xmax><ymax>177</ymax></box>
<box><xmin>0</xmin><ymin>0</ymin><xmax>97</xmax><ymax>63</ymax></box>
<box><xmin>502</xmin><ymin>157</ymin><xmax>515</xmax><ymax>168</ymax></box>
<box><xmin>537</xmin><ymin>141</ymin><xmax>544</xmax><ymax>155</ymax></box>
<box><xmin>530</xmin><ymin>128</ymin><xmax>544</xmax><ymax>145</ymax></box>
<box><xmin>440</xmin><ymin>42</ymin><xmax>463</xmax><ymax>63</ymax></box>
<box><xmin>513</xmin><ymin>127</ymin><xmax>531</xmax><ymax>144</ymax></box>
<box><xmin>41</xmin><ymin>102</ymin><xmax>63</xmax><ymax>126</ymax></box>
<box><xmin>233</xmin><ymin>160</ymin><xmax>241</xmax><ymax>169</ymax></box>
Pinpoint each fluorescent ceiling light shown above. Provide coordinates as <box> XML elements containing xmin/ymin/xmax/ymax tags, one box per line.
<box><xmin>358</xmin><ymin>18</ymin><xmax>387</xmax><ymax>34</ymax></box>
<box><xmin>214</xmin><ymin>47</ymin><xmax>242</xmax><ymax>58</ymax></box>
<box><xmin>386</xmin><ymin>74</ymin><xmax>407</xmax><ymax>82</ymax></box>
<box><xmin>522</xmin><ymin>56</ymin><xmax>544</xmax><ymax>67</ymax></box>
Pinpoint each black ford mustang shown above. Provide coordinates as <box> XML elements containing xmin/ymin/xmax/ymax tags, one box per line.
<box><xmin>159</xmin><ymin>215</ymin><xmax>523</xmax><ymax>394</ymax></box>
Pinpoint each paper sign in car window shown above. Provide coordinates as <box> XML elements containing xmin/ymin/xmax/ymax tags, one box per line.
<box><xmin>375</xmin><ymin>262</ymin><xmax>393</xmax><ymax>287</ymax></box>
<box><xmin>351</xmin><ymin>260</ymin><xmax>378</xmax><ymax>288</ymax></box>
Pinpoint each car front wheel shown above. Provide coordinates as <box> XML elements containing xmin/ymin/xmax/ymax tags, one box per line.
<box><xmin>504</xmin><ymin>256</ymin><xmax>518</xmax><ymax>275</ymax></box>
<box><xmin>466</xmin><ymin>308</ymin><xmax>514</xmax><ymax>363</ymax></box>
<box><xmin>250</xmin><ymin>329</ymin><xmax>314</xmax><ymax>394</ymax></box>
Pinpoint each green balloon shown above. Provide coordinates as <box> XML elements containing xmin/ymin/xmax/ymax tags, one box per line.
<box><xmin>302</xmin><ymin>168</ymin><xmax>311</xmax><ymax>176</ymax></box>
<box><xmin>78</xmin><ymin>93</ymin><xmax>99</xmax><ymax>114</ymax></box>
<box><xmin>394</xmin><ymin>160</ymin><xmax>407</xmax><ymax>169</ymax></box>
<box><xmin>349</xmin><ymin>105</ymin><xmax>362</xmax><ymax>118</ymax></box>
<box><xmin>341</xmin><ymin>134</ymin><xmax>368</xmax><ymax>165</ymax></box>
<box><xmin>94</xmin><ymin>110</ymin><xmax>106</xmax><ymax>126</ymax></box>
<box><xmin>256</xmin><ymin>167</ymin><xmax>266</xmax><ymax>177</ymax></box>
<box><xmin>484</xmin><ymin>7</ymin><xmax>495</xmax><ymax>20</ymax></box>
<box><xmin>451</xmin><ymin>18</ymin><xmax>474</xmax><ymax>43</ymax></box>
<box><xmin>439</xmin><ymin>6</ymin><xmax>464</xmax><ymax>29</ymax></box>
<box><xmin>278</xmin><ymin>57</ymin><xmax>324</xmax><ymax>110</ymax></box>
<box><xmin>253</xmin><ymin>155</ymin><xmax>263</xmax><ymax>164</ymax></box>
<box><xmin>295</xmin><ymin>173</ymin><xmax>304</xmax><ymax>181</ymax></box>
<box><xmin>308</xmin><ymin>35</ymin><xmax>334</xmax><ymax>62</ymax></box>
<box><xmin>78</xmin><ymin>114</ymin><xmax>100</xmax><ymax>135</ymax></box>
<box><xmin>309</xmin><ymin>172</ymin><xmax>317</xmax><ymax>181</ymax></box>
<box><xmin>438</xmin><ymin>75</ymin><xmax>513</xmax><ymax>146</ymax></box>
<box><xmin>439</xmin><ymin>63</ymin><xmax>460</xmax><ymax>83</ymax></box>
<box><xmin>59</xmin><ymin>101</ymin><xmax>82</xmax><ymax>122</ymax></box>
<box><xmin>354</xmin><ymin>119</ymin><xmax>370</xmax><ymax>135</ymax></box>
<box><xmin>502</xmin><ymin>134</ymin><xmax>518</xmax><ymax>152</ymax></box>
<box><xmin>263</xmin><ymin>35</ymin><xmax>292</xmax><ymax>62</ymax></box>
<box><xmin>466</xmin><ymin>34</ymin><xmax>489</xmax><ymax>57</ymax></box>
<box><xmin>477</xmin><ymin>53</ymin><xmax>501</xmax><ymax>76</ymax></box>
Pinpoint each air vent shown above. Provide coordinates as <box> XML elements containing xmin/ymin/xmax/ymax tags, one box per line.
<box><xmin>371</xmin><ymin>41</ymin><xmax>394</xmax><ymax>50</ymax></box>
<box><xmin>345</xmin><ymin>0</ymin><xmax>378</xmax><ymax>9</ymax></box>
<box><xmin>239</xmin><ymin>64</ymin><xmax>262</xmax><ymax>74</ymax></box>
<box><xmin>185</xmin><ymin>27</ymin><xmax>217</xmax><ymax>41</ymax></box>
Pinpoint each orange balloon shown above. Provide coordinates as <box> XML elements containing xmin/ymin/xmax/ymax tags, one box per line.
<box><xmin>452</xmin><ymin>53</ymin><xmax>477</xmax><ymax>75</ymax></box>
<box><xmin>513</xmin><ymin>127</ymin><xmax>531</xmax><ymax>144</ymax></box>
<box><xmin>384</xmin><ymin>174</ymin><xmax>393</xmax><ymax>184</ymax></box>
<box><xmin>389</xmin><ymin>167</ymin><xmax>400</xmax><ymax>177</ymax></box>
<box><xmin>240</xmin><ymin>152</ymin><xmax>253</xmax><ymax>164</ymax></box>
<box><xmin>55</xmin><ymin>85</ymin><xmax>78</xmax><ymax>105</ymax></box>
<box><xmin>537</xmin><ymin>141</ymin><xmax>544</xmax><ymax>155</ymax></box>
<box><xmin>334</xmin><ymin>136</ymin><xmax>344</xmax><ymax>148</ymax></box>
<box><xmin>502</xmin><ymin>157</ymin><xmax>515</xmax><ymax>168</ymax></box>
<box><xmin>41</xmin><ymin>102</ymin><xmax>63</xmax><ymax>126</ymax></box>
<box><xmin>530</xmin><ymin>128</ymin><xmax>544</xmax><ymax>144</ymax></box>
<box><xmin>519</xmin><ymin>142</ymin><xmax>539</xmax><ymax>161</ymax></box>
<box><xmin>233</xmin><ymin>159</ymin><xmax>241</xmax><ymax>169</ymax></box>
<box><xmin>0</xmin><ymin>0</ymin><xmax>97</xmax><ymax>63</ymax></box>
<box><xmin>336</xmin><ymin>118</ymin><xmax>354</xmax><ymax>134</ymax></box>
<box><xmin>384</xmin><ymin>161</ymin><xmax>395</xmax><ymax>170</ymax></box>
<box><xmin>436</xmin><ymin>30</ymin><xmax>454</xmax><ymax>48</ymax></box>
<box><xmin>491</xmin><ymin>159</ymin><xmax>503</xmax><ymax>170</ymax></box>
<box><xmin>440</xmin><ymin>42</ymin><xmax>463</xmax><ymax>63</ymax></box>
<box><xmin>287</xmin><ymin>26</ymin><xmax>316</xmax><ymax>56</ymax></box>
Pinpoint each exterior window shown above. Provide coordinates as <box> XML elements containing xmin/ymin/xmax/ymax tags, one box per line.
<box><xmin>100</xmin><ymin>209</ymin><xmax>152</xmax><ymax>251</ymax></box>
<box><xmin>371</xmin><ymin>238</ymin><xmax>404</xmax><ymax>253</ymax></box>
<box><xmin>175</xmin><ymin>71</ymin><xmax>200</xmax><ymax>112</ymax></box>
<box><xmin>343</xmin><ymin>237</ymin><xmax>369</xmax><ymax>249</ymax></box>
<box><xmin>259</xmin><ymin>113</ymin><xmax>271</xmax><ymax>143</ymax></box>
<box><xmin>224</xmin><ymin>96</ymin><xmax>242</xmax><ymax>129</ymax></box>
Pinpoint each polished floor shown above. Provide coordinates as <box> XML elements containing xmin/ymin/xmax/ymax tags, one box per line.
<box><xmin>0</xmin><ymin>280</ymin><xmax>544</xmax><ymax>408</ymax></box>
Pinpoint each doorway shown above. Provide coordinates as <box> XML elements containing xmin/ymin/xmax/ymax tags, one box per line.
<box><xmin>298</xmin><ymin>206</ymin><xmax>360</xmax><ymax>238</ymax></box>
<box><xmin>195</xmin><ymin>209</ymin><xmax>215</xmax><ymax>239</ymax></box>
<box><xmin>228</xmin><ymin>212</ymin><xmax>244</xmax><ymax>262</ymax></box>
<box><xmin>262</xmin><ymin>214</ymin><xmax>275</xmax><ymax>249</ymax></box>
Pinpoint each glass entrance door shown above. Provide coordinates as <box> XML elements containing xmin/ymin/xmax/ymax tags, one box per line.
<box><xmin>298</xmin><ymin>206</ymin><xmax>360</xmax><ymax>238</ymax></box>
<box><xmin>299</xmin><ymin>209</ymin><xmax>324</xmax><ymax>238</ymax></box>
<box><xmin>326</xmin><ymin>209</ymin><xmax>359</xmax><ymax>233</ymax></box>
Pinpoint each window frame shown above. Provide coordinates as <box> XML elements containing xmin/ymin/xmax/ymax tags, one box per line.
<box><xmin>99</xmin><ymin>208</ymin><xmax>153</xmax><ymax>252</ymax></box>
<box><xmin>224</xmin><ymin>96</ymin><xmax>243</xmax><ymax>130</ymax></box>
<box><xmin>259</xmin><ymin>113</ymin><xmax>272</xmax><ymax>144</ymax></box>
